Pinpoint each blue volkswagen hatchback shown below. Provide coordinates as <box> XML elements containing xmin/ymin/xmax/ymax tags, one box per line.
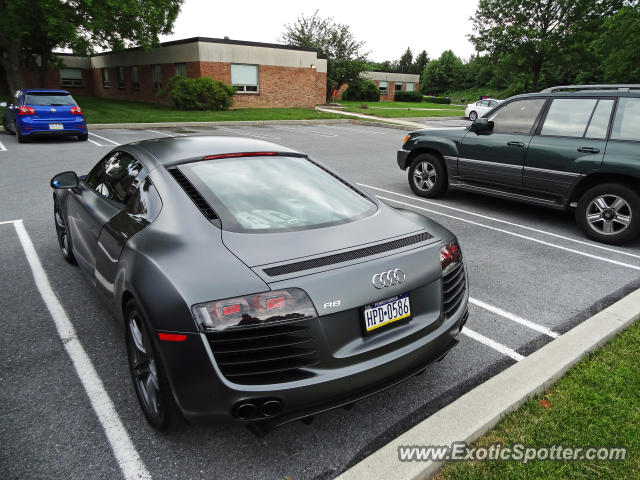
<box><xmin>2</xmin><ymin>89</ymin><xmax>88</xmax><ymax>143</ymax></box>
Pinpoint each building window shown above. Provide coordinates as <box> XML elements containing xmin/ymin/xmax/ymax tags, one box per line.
<box><xmin>117</xmin><ymin>67</ymin><xmax>125</xmax><ymax>89</ymax></box>
<box><xmin>231</xmin><ymin>64</ymin><xmax>258</xmax><ymax>93</ymax></box>
<box><xmin>175</xmin><ymin>63</ymin><xmax>187</xmax><ymax>77</ymax></box>
<box><xmin>60</xmin><ymin>68</ymin><xmax>83</xmax><ymax>87</ymax></box>
<box><xmin>406</xmin><ymin>82</ymin><xmax>414</xmax><ymax>92</ymax></box>
<box><xmin>379</xmin><ymin>81</ymin><xmax>388</xmax><ymax>95</ymax></box>
<box><xmin>102</xmin><ymin>68</ymin><xmax>110</xmax><ymax>88</ymax></box>
<box><xmin>395</xmin><ymin>82</ymin><xmax>403</xmax><ymax>92</ymax></box>
<box><xmin>131</xmin><ymin>66</ymin><xmax>139</xmax><ymax>91</ymax></box>
<box><xmin>152</xmin><ymin>64</ymin><xmax>162</xmax><ymax>91</ymax></box>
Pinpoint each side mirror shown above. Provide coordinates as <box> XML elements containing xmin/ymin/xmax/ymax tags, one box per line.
<box><xmin>469</xmin><ymin>118</ymin><xmax>494</xmax><ymax>134</ymax></box>
<box><xmin>51</xmin><ymin>171</ymin><xmax>79</xmax><ymax>189</ymax></box>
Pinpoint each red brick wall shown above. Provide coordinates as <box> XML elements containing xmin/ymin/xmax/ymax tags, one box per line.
<box><xmin>22</xmin><ymin>68</ymin><xmax>94</xmax><ymax>96</ymax></box>
<box><xmin>23</xmin><ymin>60</ymin><xmax>326</xmax><ymax>108</ymax></box>
<box><xmin>200</xmin><ymin>62</ymin><xmax>326</xmax><ymax>108</ymax></box>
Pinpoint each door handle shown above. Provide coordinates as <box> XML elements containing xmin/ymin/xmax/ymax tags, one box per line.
<box><xmin>577</xmin><ymin>147</ymin><xmax>600</xmax><ymax>154</ymax></box>
<box><xmin>507</xmin><ymin>141</ymin><xmax>526</xmax><ymax>148</ymax></box>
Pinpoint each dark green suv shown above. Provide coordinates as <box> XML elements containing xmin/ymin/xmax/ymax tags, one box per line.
<box><xmin>397</xmin><ymin>85</ymin><xmax>640</xmax><ymax>245</ymax></box>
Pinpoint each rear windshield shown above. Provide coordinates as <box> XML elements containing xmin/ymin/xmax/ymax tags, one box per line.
<box><xmin>24</xmin><ymin>93</ymin><xmax>77</xmax><ymax>106</ymax></box>
<box><xmin>180</xmin><ymin>155</ymin><xmax>377</xmax><ymax>233</ymax></box>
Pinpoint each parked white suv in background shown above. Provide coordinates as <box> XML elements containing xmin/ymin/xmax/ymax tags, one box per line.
<box><xmin>465</xmin><ymin>98</ymin><xmax>502</xmax><ymax>120</ymax></box>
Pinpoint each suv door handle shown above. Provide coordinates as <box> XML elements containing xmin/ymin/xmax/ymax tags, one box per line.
<box><xmin>577</xmin><ymin>147</ymin><xmax>600</xmax><ymax>154</ymax></box>
<box><xmin>507</xmin><ymin>141</ymin><xmax>526</xmax><ymax>147</ymax></box>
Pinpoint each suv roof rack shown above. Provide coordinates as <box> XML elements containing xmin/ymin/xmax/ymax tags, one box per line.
<box><xmin>540</xmin><ymin>84</ymin><xmax>640</xmax><ymax>93</ymax></box>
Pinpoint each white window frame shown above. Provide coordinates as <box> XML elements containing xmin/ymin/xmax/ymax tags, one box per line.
<box><xmin>231</xmin><ymin>64</ymin><xmax>259</xmax><ymax>93</ymax></box>
<box><xmin>102</xmin><ymin>68</ymin><xmax>110</xmax><ymax>88</ymax></box>
<box><xmin>152</xmin><ymin>64</ymin><xmax>162</xmax><ymax>91</ymax></box>
<box><xmin>60</xmin><ymin>68</ymin><xmax>83</xmax><ymax>87</ymax></box>
<box><xmin>130</xmin><ymin>66</ymin><xmax>139</xmax><ymax>91</ymax></box>
<box><xmin>379</xmin><ymin>81</ymin><xmax>388</xmax><ymax>95</ymax></box>
<box><xmin>117</xmin><ymin>66</ymin><xmax>125</xmax><ymax>89</ymax></box>
<box><xmin>175</xmin><ymin>62</ymin><xmax>187</xmax><ymax>77</ymax></box>
<box><xmin>406</xmin><ymin>82</ymin><xmax>414</xmax><ymax>92</ymax></box>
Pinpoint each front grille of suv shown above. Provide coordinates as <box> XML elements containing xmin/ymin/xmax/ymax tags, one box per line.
<box><xmin>206</xmin><ymin>321</ymin><xmax>319</xmax><ymax>385</ymax></box>
<box><xmin>442</xmin><ymin>263</ymin><xmax>466</xmax><ymax>317</ymax></box>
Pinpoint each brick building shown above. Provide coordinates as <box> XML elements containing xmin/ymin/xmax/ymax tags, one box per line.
<box><xmin>337</xmin><ymin>71</ymin><xmax>421</xmax><ymax>101</ymax></box>
<box><xmin>23</xmin><ymin>37</ymin><xmax>328</xmax><ymax>108</ymax></box>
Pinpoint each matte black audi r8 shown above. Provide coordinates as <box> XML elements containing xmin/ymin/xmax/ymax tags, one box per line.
<box><xmin>50</xmin><ymin>136</ymin><xmax>469</xmax><ymax>433</ymax></box>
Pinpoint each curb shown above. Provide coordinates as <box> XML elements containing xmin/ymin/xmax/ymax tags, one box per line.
<box><xmin>335</xmin><ymin>287</ymin><xmax>640</xmax><ymax>480</ymax></box>
<box><xmin>85</xmin><ymin>118</ymin><xmax>356</xmax><ymax>130</ymax></box>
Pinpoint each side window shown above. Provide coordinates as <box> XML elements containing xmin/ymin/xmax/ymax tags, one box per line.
<box><xmin>489</xmin><ymin>99</ymin><xmax>546</xmax><ymax>135</ymax></box>
<box><xmin>540</xmin><ymin>98</ymin><xmax>597</xmax><ymax>137</ymax></box>
<box><xmin>87</xmin><ymin>152</ymin><xmax>143</xmax><ymax>204</ymax></box>
<box><xmin>585</xmin><ymin>100</ymin><xmax>614</xmax><ymax>139</ymax></box>
<box><xmin>611</xmin><ymin>98</ymin><xmax>640</xmax><ymax>142</ymax></box>
<box><xmin>126</xmin><ymin>176</ymin><xmax>162</xmax><ymax>223</ymax></box>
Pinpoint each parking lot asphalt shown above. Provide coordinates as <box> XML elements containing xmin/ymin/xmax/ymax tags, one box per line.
<box><xmin>1</xmin><ymin>124</ymin><xmax>639</xmax><ymax>480</ymax></box>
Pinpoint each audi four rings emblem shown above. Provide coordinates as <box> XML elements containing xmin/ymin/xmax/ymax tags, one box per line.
<box><xmin>372</xmin><ymin>269</ymin><xmax>406</xmax><ymax>289</ymax></box>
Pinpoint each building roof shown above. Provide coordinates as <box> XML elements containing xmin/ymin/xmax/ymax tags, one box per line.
<box><xmin>56</xmin><ymin>37</ymin><xmax>327</xmax><ymax>59</ymax></box>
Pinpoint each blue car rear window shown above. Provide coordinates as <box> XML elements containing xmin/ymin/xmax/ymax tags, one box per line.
<box><xmin>24</xmin><ymin>93</ymin><xmax>77</xmax><ymax>106</ymax></box>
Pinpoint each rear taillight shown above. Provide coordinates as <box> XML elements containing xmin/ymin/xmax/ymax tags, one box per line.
<box><xmin>70</xmin><ymin>106</ymin><xmax>83</xmax><ymax>114</ymax></box>
<box><xmin>18</xmin><ymin>106</ymin><xmax>35</xmax><ymax>115</ymax></box>
<box><xmin>193</xmin><ymin>288</ymin><xmax>317</xmax><ymax>332</ymax></box>
<box><xmin>440</xmin><ymin>239</ymin><xmax>462</xmax><ymax>275</ymax></box>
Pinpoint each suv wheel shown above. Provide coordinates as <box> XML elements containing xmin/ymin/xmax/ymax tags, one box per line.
<box><xmin>576</xmin><ymin>183</ymin><xmax>640</xmax><ymax>245</ymax></box>
<box><xmin>468</xmin><ymin>111</ymin><xmax>478</xmax><ymax>121</ymax></box>
<box><xmin>408</xmin><ymin>153</ymin><xmax>448</xmax><ymax>198</ymax></box>
<box><xmin>125</xmin><ymin>299</ymin><xmax>182</xmax><ymax>430</ymax></box>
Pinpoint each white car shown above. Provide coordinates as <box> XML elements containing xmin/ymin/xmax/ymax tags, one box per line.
<box><xmin>465</xmin><ymin>99</ymin><xmax>502</xmax><ymax>121</ymax></box>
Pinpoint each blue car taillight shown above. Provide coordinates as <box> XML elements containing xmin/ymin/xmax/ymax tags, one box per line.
<box><xmin>193</xmin><ymin>288</ymin><xmax>318</xmax><ymax>332</ymax></box>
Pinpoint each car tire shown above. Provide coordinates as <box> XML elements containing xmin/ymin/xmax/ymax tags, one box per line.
<box><xmin>468</xmin><ymin>111</ymin><xmax>478</xmax><ymax>121</ymax></box>
<box><xmin>575</xmin><ymin>183</ymin><xmax>640</xmax><ymax>245</ymax></box>
<box><xmin>78</xmin><ymin>133</ymin><xmax>88</xmax><ymax>141</ymax></box>
<box><xmin>125</xmin><ymin>299</ymin><xmax>182</xmax><ymax>431</ymax></box>
<box><xmin>54</xmin><ymin>198</ymin><xmax>77</xmax><ymax>264</ymax></box>
<box><xmin>408</xmin><ymin>153</ymin><xmax>448</xmax><ymax>198</ymax></box>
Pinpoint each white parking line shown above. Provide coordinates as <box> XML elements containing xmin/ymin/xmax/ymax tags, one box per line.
<box><xmin>376</xmin><ymin>195</ymin><xmax>640</xmax><ymax>271</ymax></box>
<box><xmin>216</xmin><ymin>126</ymin><xmax>280</xmax><ymax>140</ymax></box>
<box><xmin>470</xmin><ymin>297</ymin><xmax>560</xmax><ymax>338</ymax></box>
<box><xmin>461</xmin><ymin>327</ymin><xmax>525</xmax><ymax>362</ymax></box>
<box><xmin>322</xmin><ymin>125</ymin><xmax>387</xmax><ymax>135</ymax></box>
<box><xmin>148</xmin><ymin>129</ymin><xmax>186</xmax><ymax>137</ymax></box>
<box><xmin>3</xmin><ymin>219</ymin><xmax>151</xmax><ymax>480</ymax></box>
<box><xmin>0</xmin><ymin>140</ymin><xmax>7</xmax><ymax>151</ymax></box>
<box><xmin>87</xmin><ymin>138</ymin><xmax>104</xmax><ymax>146</ymax></box>
<box><xmin>359</xmin><ymin>184</ymin><xmax>640</xmax><ymax>261</ymax></box>
<box><xmin>274</xmin><ymin>126</ymin><xmax>337</xmax><ymax>137</ymax></box>
<box><xmin>89</xmin><ymin>132</ymin><xmax>120</xmax><ymax>145</ymax></box>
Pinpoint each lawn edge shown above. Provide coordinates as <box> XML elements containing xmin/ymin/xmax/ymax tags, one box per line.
<box><xmin>335</xmin><ymin>286</ymin><xmax>640</xmax><ymax>480</ymax></box>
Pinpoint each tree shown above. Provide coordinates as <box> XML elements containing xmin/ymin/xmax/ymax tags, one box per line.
<box><xmin>469</xmin><ymin>0</ymin><xmax>626</xmax><ymax>91</ymax></box>
<box><xmin>0</xmin><ymin>0</ymin><xmax>183</xmax><ymax>93</ymax></box>
<box><xmin>280</xmin><ymin>11</ymin><xmax>368</xmax><ymax>98</ymax></box>
<box><xmin>420</xmin><ymin>50</ymin><xmax>464</xmax><ymax>95</ymax></box>
<box><xmin>398</xmin><ymin>47</ymin><xmax>413</xmax><ymax>73</ymax></box>
<box><xmin>412</xmin><ymin>50</ymin><xmax>429</xmax><ymax>76</ymax></box>
<box><xmin>592</xmin><ymin>5</ymin><xmax>640</xmax><ymax>82</ymax></box>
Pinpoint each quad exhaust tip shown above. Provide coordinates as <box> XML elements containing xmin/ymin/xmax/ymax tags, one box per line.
<box><xmin>234</xmin><ymin>399</ymin><xmax>283</xmax><ymax>420</ymax></box>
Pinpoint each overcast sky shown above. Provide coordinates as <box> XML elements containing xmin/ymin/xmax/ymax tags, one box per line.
<box><xmin>158</xmin><ymin>0</ymin><xmax>479</xmax><ymax>62</ymax></box>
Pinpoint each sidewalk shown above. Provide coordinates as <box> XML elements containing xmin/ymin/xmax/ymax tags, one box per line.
<box><xmin>315</xmin><ymin>107</ymin><xmax>429</xmax><ymax>129</ymax></box>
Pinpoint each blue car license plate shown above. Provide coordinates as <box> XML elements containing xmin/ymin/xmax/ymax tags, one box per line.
<box><xmin>363</xmin><ymin>293</ymin><xmax>411</xmax><ymax>333</ymax></box>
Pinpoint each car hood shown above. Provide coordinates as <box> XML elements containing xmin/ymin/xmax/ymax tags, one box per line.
<box><xmin>220</xmin><ymin>202</ymin><xmax>441</xmax><ymax>270</ymax></box>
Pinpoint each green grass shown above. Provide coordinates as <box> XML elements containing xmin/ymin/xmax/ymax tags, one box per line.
<box><xmin>338</xmin><ymin>100</ymin><xmax>464</xmax><ymax>118</ymax></box>
<box><xmin>68</xmin><ymin>96</ymin><xmax>348</xmax><ymax>124</ymax></box>
<box><xmin>437</xmin><ymin>319</ymin><xmax>640</xmax><ymax>480</ymax></box>
<box><xmin>442</xmin><ymin>88</ymin><xmax>513</xmax><ymax>105</ymax></box>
